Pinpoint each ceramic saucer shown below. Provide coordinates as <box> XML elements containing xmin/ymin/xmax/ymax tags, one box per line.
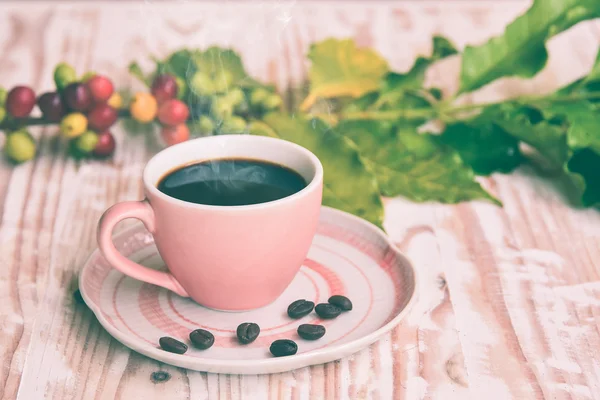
<box><xmin>79</xmin><ymin>206</ymin><xmax>417</xmax><ymax>374</ymax></box>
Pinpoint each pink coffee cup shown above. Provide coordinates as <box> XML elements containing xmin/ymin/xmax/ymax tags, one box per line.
<box><xmin>97</xmin><ymin>134</ymin><xmax>323</xmax><ymax>311</ymax></box>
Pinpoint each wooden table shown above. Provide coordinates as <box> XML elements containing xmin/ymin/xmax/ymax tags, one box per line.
<box><xmin>1</xmin><ymin>1</ymin><xmax>600</xmax><ymax>399</ymax></box>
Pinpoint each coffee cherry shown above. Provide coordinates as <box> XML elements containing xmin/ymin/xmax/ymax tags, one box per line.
<box><xmin>54</xmin><ymin>63</ymin><xmax>77</xmax><ymax>91</ymax></box>
<box><xmin>6</xmin><ymin>86</ymin><xmax>36</xmax><ymax>118</ymax></box>
<box><xmin>130</xmin><ymin>92</ymin><xmax>157</xmax><ymax>123</ymax></box>
<box><xmin>80</xmin><ymin>71</ymin><xmax>97</xmax><ymax>83</ymax></box>
<box><xmin>86</xmin><ymin>75</ymin><xmax>114</xmax><ymax>103</ymax></box>
<box><xmin>175</xmin><ymin>77</ymin><xmax>186</xmax><ymax>99</ymax></box>
<box><xmin>263</xmin><ymin>94</ymin><xmax>283</xmax><ymax>110</ymax></box>
<box><xmin>37</xmin><ymin>92</ymin><xmax>65</xmax><ymax>122</ymax></box>
<box><xmin>60</xmin><ymin>113</ymin><xmax>88</xmax><ymax>138</ymax></box>
<box><xmin>0</xmin><ymin>88</ymin><xmax>7</xmax><ymax>105</ymax></box>
<box><xmin>211</xmin><ymin>97</ymin><xmax>233</xmax><ymax>120</ymax></box>
<box><xmin>194</xmin><ymin>116</ymin><xmax>214</xmax><ymax>134</ymax></box>
<box><xmin>93</xmin><ymin>130</ymin><xmax>116</xmax><ymax>157</ymax></box>
<box><xmin>214</xmin><ymin>70</ymin><xmax>233</xmax><ymax>93</ymax></box>
<box><xmin>151</xmin><ymin>74</ymin><xmax>178</xmax><ymax>103</ymax></box>
<box><xmin>225</xmin><ymin>88</ymin><xmax>245</xmax><ymax>107</ymax></box>
<box><xmin>190</xmin><ymin>71</ymin><xmax>215</xmax><ymax>96</ymax></box>
<box><xmin>0</xmin><ymin>107</ymin><xmax>6</xmax><ymax>124</ymax></box>
<box><xmin>250</xmin><ymin>87</ymin><xmax>269</xmax><ymax>106</ymax></box>
<box><xmin>158</xmin><ymin>99</ymin><xmax>189</xmax><ymax>126</ymax></box>
<box><xmin>219</xmin><ymin>116</ymin><xmax>247</xmax><ymax>134</ymax></box>
<box><xmin>4</xmin><ymin>129</ymin><xmax>36</xmax><ymax>163</ymax></box>
<box><xmin>161</xmin><ymin>123</ymin><xmax>189</xmax><ymax>146</ymax></box>
<box><xmin>63</xmin><ymin>83</ymin><xmax>93</xmax><ymax>112</ymax></box>
<box><xmin>107</xmin><ymin>92</ymin><xmax>123</xmax><ymax>109</ymax></box>
<box><xmin>88</xmin><ymin>103</ymin><xmax>118</xmax><ymax>131</ymax></box>
<box><xmin>74</xmin><ymin>131</ymin><xmax>99</xmax><ymax>154</ymax></box>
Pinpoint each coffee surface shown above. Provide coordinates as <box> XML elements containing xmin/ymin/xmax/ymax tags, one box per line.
<box><xmin>157</xmin><ymin>158</ymin><xmax>307</xmax><ymax>206</ymax></box>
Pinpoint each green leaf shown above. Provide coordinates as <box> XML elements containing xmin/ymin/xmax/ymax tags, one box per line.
<box><xmin>128</xmin><ymin>62</ymin><xmax>152</xmax><ymax>87</ymax></box>
<box><xmin>301</xmin><ymin>39</ymin><xmax>389</xmax><ymax>111</ymax></box>
<box><xmin>566</xmin><ymin>148</ymin><xmax>600</xmax><ymax>207</ymax></box>
<box><xmin>494</xmin><ymin>101</ymin><xmax>600</xmax><ymax>207</ymax></box>
<box><xmin>338</xmin><ymin>120</ymin><xmax>499</xmax><ymax>205</ymax></box>
<box><xmin>191</xmin><ymin>47</ymin><xmax>248</xmax><ymax>84</ymax></box>
<box><xmin>439</xmin><ymin>121</ymin><xmax>523</xmax><ymax>175</ymax></box>
<box><xmin>544</xmin><ymin>102</ymin><xmax>600</xmax><ymax>206</ymax></box>
<box><xmin>459</xmin><ymin>0</ymin><xmax>600</xmax><ymax>93</ymax></box>
<box><xmin>153</xmin><ymin>47</ymin><xmax>253</xmax><ymax>88</ymax></box>
<box><xmin>583</xmin><ymin>48</ymin><xmax>600</xmax><ymax>85</ymax></box>
<box><xmin>480</xmin><ymin>104</ymin><xmax>569</xmax><ymax>168</ymax></box>
<box><xmin>547</xmin><ymin>103</ymin><xmax>600</xmax><ymax>153</ymax></box>
<box><xmin>384</xmin><ymin>36</ymin><xmax>457</xmax><ymax>93</ymax></box>
<box><xmin>349</xmin><ymin>36</ymin><xmax>457</xmax><ymax>113</ymax></box>
<box><xmin>249</xmin><ymin>114</ymin><xmax>385</xmax><ymax>228</ymax></box>
<box><xmin>161</xmin><ymin>49</ymin><xmax>196</xmax><ymax>79</ymax></box>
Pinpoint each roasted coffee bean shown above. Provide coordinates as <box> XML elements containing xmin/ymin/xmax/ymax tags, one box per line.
<box><xmin>297</xmin><ymin>324</ymin><xmax>326</xmax><ymax>340</ymax></box>
<box><xmin>189</xmin><ymin>329</ymin><xmax>215</xmax><ymax>350</ymax></box>
<box><xmin>270</xmin><ymin>339</ymin><xmax>298</xmax><ymax>357</ymax></box>
<box><xmin>287</xmin><ymin>299</ymin><xmax>315</xmax><ymax>319</ymax></box>
<box><xmin>159</xmin><ymin>336</ymin><xmax>188</xmax><ymax>354</ymax></box>
<box><xmin>315</xmin><ymin>303</ymin><xmax>341</xmax><ymax>319</ymax></box>
<box><xmin>328</xmin><ymin>295</ymin><xmax>352</xmax><ymax>311</ymax></box>
<box><xmin>237</xmin><ymin>322</ymin><xmax>260</xmax><ymax>344</ymax></box>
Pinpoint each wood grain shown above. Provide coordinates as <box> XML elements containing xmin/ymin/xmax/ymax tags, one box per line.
<box><xmin>0</xmin><ymin>1</ymin><xmax>599</xmax><ymax>399</ymax></box>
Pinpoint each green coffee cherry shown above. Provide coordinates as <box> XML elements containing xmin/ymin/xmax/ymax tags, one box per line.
<box><xmin>175</xmin><ymin>76</ymin><xmax>187</xmax><ymax>99</ymax></box>
<box><xmin>211</xmin><ymin>96</ymin><xmax>233</xmax><ymax>120</ymax></box>
<box><xmin>5</xmin><ymin>130</ymin><xmax>36</xmax><ymax>163</ymax></box>
<box><xmin>0</xmin><ymin>88</ymin><xmax>7</xmax><ymax>106</ymax></box>
<box><xmin>54</xmin><ymin>62</ymin><xmax>77</xmax><ymax>91</ymax></box>
<box><xmin>197</xmin><ymin>116</ymin><xmax>215</xmax><ymax>134</ymax></box>
<box><xmin>0</xmin><ymin>107</ymin><xmax>6</xmax><ymax>124</ymax></box>
<box><xmin>81</xmin><ymin>71</ymin><xmax>97</xmax><ymax>82</ymax></box>
<box><xmin>250</xmin><ymin>88</ymin><xmax>269</xmax><ymax>106</ymax></box>
<box><xmin>263</xmin><ymin>94</ymin><xmax>283</xmax><ymax>110</ymax></box>
<box><xmin>214</xmin><ymin>70</ymin><xmax>234</xmax><ymax>93</ymax></box>
<box><xmin>75</xmin><ymin>130</ymin><xmax>99</xmax><ymax>154</ymax></box>
<box><xmin>220</xmin><ymin>116</ymin><xmax>247</xmax><ymax>134</ymax></box>
<box><xmin>225</xmin><ymin>88</ymin><xmax>245</xmax><ymax>107</ymax></box>
<box><xmin>190</xmin><ymin>71</ymin><xmax>215</xmax><ymax>96</ymax></box>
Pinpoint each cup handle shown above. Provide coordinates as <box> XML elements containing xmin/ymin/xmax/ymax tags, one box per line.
<box><xmin>97</xmin><ymin>200</ymin><xmax>189</xmax><ymax>297</ymax></box>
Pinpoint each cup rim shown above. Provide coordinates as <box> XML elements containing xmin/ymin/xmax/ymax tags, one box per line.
<box><xmin>143</xmin><ymin>134</ymin><xmax>323</xmax><ymax>211</ymax></box>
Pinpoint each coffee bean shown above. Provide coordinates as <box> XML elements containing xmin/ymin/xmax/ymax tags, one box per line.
<box><xmin>287</xmin><ymin>299</ymin><xmax>315</xmax><ymax>319</ymax></box>
<box><xmin>150</xmin><ymin>371</ymin><xmax>171</xmax><ymax>383</ymax></box>
<box><xmin>159</xmin><ymin>336</ymin><xmax>188</xmax><ymax>354</ymax></box>
<box><xmin>328</xmin><ymin>295</ymin><xmax>352</xmax><ymax>311</ymax></box>
<box><xmin>270</xmin><ymin>339</ymin><xmax>298</xmax><ymax>357</ymax></box>
<box><xmin>237</xmin><ymin>322</ymin><xmax>260</xmax><ymax>344</ymax></box>
<box><xmin>315</xmin><ymin>303</ymin><xmax>341</xmax><ymax>319</ymax></box>
<box><xmin>297</xmin><ymin>324</ymin><xmax>326</xmax><ymax>340</ymax></box>
<box><xmin>189</xmin><ymin>329</ymin><xmax>215</xmax><ymax>350</ymax></box>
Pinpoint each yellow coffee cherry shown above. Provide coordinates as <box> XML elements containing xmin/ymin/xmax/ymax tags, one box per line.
<box><xmin>130</xmin><ymin>92</ymin><xmax>158</xmax><ymax>123</ymax></box>
<box><xmin>107</xmin><ymin>92</ymin><xmax>123</xmax><ymax>109</ymax></box>
<box><xmin>60</xmin><ymin>112</ymin><xmax>88</xmax><ymax>138</ymax></box>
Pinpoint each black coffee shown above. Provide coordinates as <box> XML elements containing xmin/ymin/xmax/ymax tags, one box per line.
<box><xmin>157</xmin><ymin>158</ymin><xmax>307</xmax><ymax>206</ymax></box>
